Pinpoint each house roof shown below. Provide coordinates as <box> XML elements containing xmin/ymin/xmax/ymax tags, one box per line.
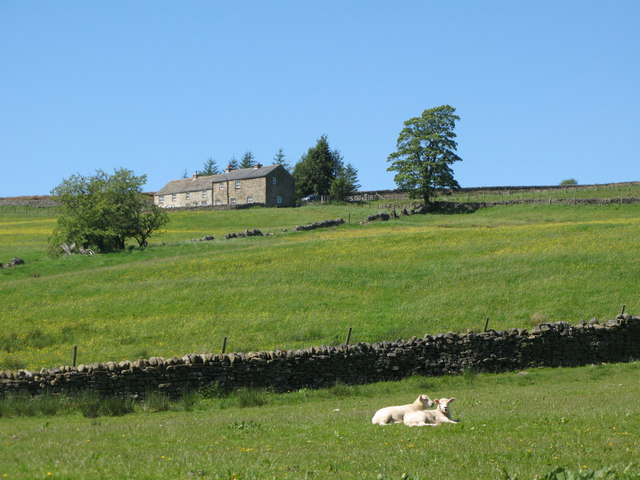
<box><xmin>157</xmin><ymin>165</ymin><xmax>282</xmax><ymax>195</ymax></box>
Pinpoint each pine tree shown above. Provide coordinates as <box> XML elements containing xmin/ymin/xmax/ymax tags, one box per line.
<box><xmin>199</xmin><ymin>157</ymin><xmax>221</xmax><ymax>176</ymax></box>
<box><xmin>330</xmin><ymin>163</ymin><xmax>360</xmax><ymax>201</ymax></box>
<box><xmin>227</xmin><ymin>156</ymin><xmax>240</xmax><ymax>171</ymax></box>
<box><xmin>240</xmin><ymin>151</ymin><xmax>255</xmax><ymax>169</ymax></box>
<box><xmin>273</xmin><ymin>148</ymin><xmax>290</xmax><ymax>171</ymax></box>
<box><xmin>293</xmin><ymin>135</ymin><xmax>343</xmax><ymax>199</ymax></box>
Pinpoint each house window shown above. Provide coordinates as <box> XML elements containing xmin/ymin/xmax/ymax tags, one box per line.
<box><xmin>186</xmin><ymin>192</ymin><xmax>191</xmax><ymax>200</ymax></box>
<box><xmin>202</xmin><ymin>190</ymin><xmax>207</xmax><ymax>198</ymax></box>
<box><xmin>171</xmin><ymin>194</ymin><xmax>177</xmax><ymax>201</ymax></box>
<box><xmin>272</xmin><ymin>177</ymin><xmax>277</xmax><ymax>185</ymax></box>
<box><xmin>193</xmin><ymin>201</ymin><xmax>199</xmax><ymax>206</ymax></box>
<box><xmin>202</xmin><ymin>201</ymin><xmax>208</xmax><ymax>206</ymax></box>
<box><xmin>235</xmin><ymin>180</ymin><xmax>241</xmax><ymax>189</ymax></box>
<box><xmin>247</xmin><ymin>196</ymin><xmax>253</xmax><ymax>204</ymax></box>
<box><xmin>231</xmin><ymin>197</ymin><xmax>237</xmax><ymax>205</ymax></box>
<box><xmin>215</xmin><ymin>199</ymin><xmax>222</xmax><ymax>206</ymax></box>
<box><xmin>276</xmin><ymin>196</ymin><xmax>282</xmax><ymax>204</ymax></box>
<box><xmin>158</xmin><ymin>195</ymin><xmax>165</xmax><ymax>204</ymax></box>
<box><xmin>219</xmin><ymin>183</ymin><xmax>224</xmax><ymax>190</ymax></box>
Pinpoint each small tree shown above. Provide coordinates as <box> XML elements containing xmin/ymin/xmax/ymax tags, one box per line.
<box><xmin>273</xmin><ymin>148</ymin><xmax>290</xmax><ymax>172</ymax></box>
<box><xmin>330</xmin><ymin>163</ymin><xmax>360</xmax><ymax>201</ymax></box>
<box><xmin>560</xmin><ymin>178</ymin><xmax>578</xmax><ymax>186</ymax></box>
<box><xmin>387</xmin><ymin>105</ymin><xmax>462</xmax><ymax>205</ymax></box>
<box><xmin>227</xmin><ymin>156</ymin><xmax>239</xmax><ymax>171</ymax></box>
<box><xmin>125</xmin><ymin>206</ymin><xmax>169</xmax><ymax>247</ymax></box>
<box><xmin>50</xmin><ymin>168</ymin><xmax>168</xmax><ymax>253</ymax></box>
<box><xmin>293</xmin><ymin>135</ymin><xmax>343</xmax><ymax>199</ymax></box>
<box><xmin>240</xmin><ymin>151</ymin><xmax>255</xmax><ymax>169</ymax></box>
<box><xmin>199</xmin><ymin>157</ymin><xmax>221</xmax><ymax>176</ymax></box>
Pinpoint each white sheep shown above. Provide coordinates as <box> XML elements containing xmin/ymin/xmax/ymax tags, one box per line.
<box><xmin>371</xmin><ymin>394</ymin><xmax>435</xmax><ymax>425</ymax></box>
<box><xmin>403</xmin><ymin>397</ymin><xmax>458</xmax><ymax>427</ymax></box>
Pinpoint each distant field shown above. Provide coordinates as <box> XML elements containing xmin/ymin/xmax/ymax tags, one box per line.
<box><xmin>1</xmin><ymin>362</ymin><xmax>638</xmax><ymax>479</ymax></box>
<box><xmin>1</xmin><ymin>201</ymin><xmax>639</xmax><ymax>370</ymax></box>
<box><xmin>441</xmin><ymin>182</ymin><xmax>640</xmax><ymax>203</ymax></box>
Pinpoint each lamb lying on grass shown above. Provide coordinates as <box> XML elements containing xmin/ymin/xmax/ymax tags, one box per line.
<box><xmin>403</xmin><ymin>397</ymin><xmax>458</xmax><ymax>427</ymax></box>
<box><xmin>371</xmin><ymin>395</ymin><xmax>434</xmax><ymax>425</ymax></box>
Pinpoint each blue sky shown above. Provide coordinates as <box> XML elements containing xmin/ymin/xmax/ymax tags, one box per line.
<box><xmin>1</xmin><ymin>1</ymin><xmax>638</xmax><ymax>197</ymax></box>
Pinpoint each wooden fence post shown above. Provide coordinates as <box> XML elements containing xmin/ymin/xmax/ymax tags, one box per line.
<box><xmin>222</xmin><ymin>336</ymin><xmax>228</xmax><ymax>354</ymax></box>
<box><xmin>483</xmin><ymin>318</ymin><xmax>490</xmax><ymax>332</ymax></box>
<box><xmin>345</xmin><ymin>327</ymin><xmax>352</xmax><ymax>345</ymax></box>
<box><xmin>72</xmin><ymin>345</ymin><xmax>78</xmax><ymax>367</ymax></box>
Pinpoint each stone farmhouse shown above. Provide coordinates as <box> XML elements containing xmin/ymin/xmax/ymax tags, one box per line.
<box><xmin>154</xmin><ymin>164</ymin><xmax>295</xmax><ymax>208</ymax></box>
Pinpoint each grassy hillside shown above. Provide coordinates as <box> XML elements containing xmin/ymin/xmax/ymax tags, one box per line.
<box><xmin>1</xmin><ymin>362</ymin><xmax>639</xmax><ymax>479</ymax></box>
<box><xmin>443</xmin><ymin>182</ymin><xmax>640</xmax><ymax>203</ymax></box>
<box><xmin>1</xmin><ymin>202</ymin><xmax>639</xmax><ymax>370</ymax></box>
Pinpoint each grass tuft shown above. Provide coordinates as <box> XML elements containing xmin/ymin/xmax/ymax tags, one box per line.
<box><xmin>141</xmin><ymin>391</ymin><xmax>171</xmax><ymax>412</ymax></box>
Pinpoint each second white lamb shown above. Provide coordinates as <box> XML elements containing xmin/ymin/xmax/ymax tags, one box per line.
<box><xmin>403</xmin><ymin>397</ymin><xmax>458</xmax><ymax>427</ymax></box>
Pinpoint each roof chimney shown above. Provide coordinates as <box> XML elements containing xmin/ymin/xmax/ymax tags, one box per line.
<box><xmin>225</xmin><ymin>164</ymin><xmax>233</xmax><ymax>173</ymax></box>
<box><xmin>192</xmin><ymin>172</ymin><xmax>199</xmax><ymax>179</ymax></box>
<box><xmin>253</xmin><ymin>162</ymin><xmax>262</xmax><ymax>169</ymax></box>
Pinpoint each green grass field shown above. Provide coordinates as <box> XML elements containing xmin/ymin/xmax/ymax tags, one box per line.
<box><xmin>1</xmin><ymin>202</ymin><xmax>639</xmax><ymax>370</ymax></box>
<box><xmin>441</xmin><ymin>182</ymin><xmax>640</xmax><ymax>203</ymax></box>
<box><xmin>1</xmin><ymin>197</ymin><xmax>640</xmax><ymax>478</ymax></box>
<box><xmin>1</xmin><ymin>362</ymin><xmax>638</xmax><ymax>479</ymax></box>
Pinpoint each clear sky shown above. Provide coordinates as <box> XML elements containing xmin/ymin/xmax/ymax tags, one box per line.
<box><xmin>1</xmin><ymin>1</ymin><xmax>638</xmax><ymax>197</ymax></box>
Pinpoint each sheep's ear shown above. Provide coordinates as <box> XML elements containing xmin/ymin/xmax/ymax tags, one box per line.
<box><xmin>434</xmin><ymin>398</ymin><xmax>440</xmax><ymax>404</ymax></box>
<box><xmin>449</xmin><ymin>397</ymin><xmax>456</xmax><ymax>403</ymax></box>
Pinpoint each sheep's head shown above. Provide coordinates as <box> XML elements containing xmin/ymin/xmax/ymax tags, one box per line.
<box><xmin>435</xmin><ymin>397</ymin><xmax>456</xmax><ymax>415</ymax></box>
<box><xmin>417</xmin><ymin>394</ymin><xmax>435</xmax><ymax>408</ymax></box>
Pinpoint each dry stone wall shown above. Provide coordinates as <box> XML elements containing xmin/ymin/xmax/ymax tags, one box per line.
<box><xmin>1</xmin><ymin>316</ymin><xmax>639</xmax><ymax>398</ymax></box>
<box><xmin>294</xmin><ymin>218</ymin><xmax>345</xmax><ymax>231</ymax></box>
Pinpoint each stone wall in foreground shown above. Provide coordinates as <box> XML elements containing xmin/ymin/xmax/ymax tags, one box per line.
<box><xmin>1</xmin><ymin>316</ymin><xmax>639</xmax><ymax>397</ymax></box>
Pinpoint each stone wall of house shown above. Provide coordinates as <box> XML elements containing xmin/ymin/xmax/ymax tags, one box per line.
<box><xmin>266</xmin><ymin>169</ymin><xmax>296</xmax><ymax>207</ymax></box>
<box><xmin>156</xmin><ymin>189</ymin><xmax>213</xmax><ymax>208</ymax></box>
<box><xmin>1</xmin><ymin>316</ymin><xmax>638</xmax><ymax>398</ymax></box>
<box><xmin>231</xmin><ymin>177</ymin><xmax>266</xmax><ymax>206</ymax></box>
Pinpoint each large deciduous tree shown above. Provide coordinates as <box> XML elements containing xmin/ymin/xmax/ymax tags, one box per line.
<box><xmin>387</xmin><ymin>105</ymin><xmax>462</xmax><ymax>204</ymax></box>
<box><xmin>50</xmin><ymin>168</ymin><xmax>168</xmax><ymax>253</ymax></box>
<box><xmin>293</xmin><ymin>135</ymin><xmax>343</xmax><ymax>199</ymax></box>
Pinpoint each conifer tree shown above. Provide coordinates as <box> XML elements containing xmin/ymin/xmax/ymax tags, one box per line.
<box><xmin>330</xmin><ymin>163</ymin><xmax>360</xmax><ymax>201</ymax></box>
<box><xmin>293</xmin><ymin>135</ymin><xmax>343</xmax><ymax>199</ymax></box>
<box><xmin>199</xmin><ymin>157</ymin><xmax>221</xmax><ymax>176</ymax></box>
<box><xmin>240</xmin><ymin>151</ymin><xmax>255</xmax><ymax>168</ymax></box>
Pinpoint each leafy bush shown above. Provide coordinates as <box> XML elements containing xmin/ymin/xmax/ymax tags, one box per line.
<box><xmin>560</xmin><ymin>178</ymin><xmax>578</xmax><ymax>186</ymax></box>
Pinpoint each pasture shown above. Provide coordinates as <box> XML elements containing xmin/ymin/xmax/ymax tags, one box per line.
<box><xmin>1</xmin><ymin>197</ymin><xmax>640</xmax><ymax>478</ymax></box>
<box><xmin>1</xmin><ymin>362</ymin><xmax>639</xmax><ymax>479</ymax></box>
<box><xmin>1</xmin><ymin>202</ymin><xmax>640</xmax><ymax>370</ymax></box>
<box><xmin>443</xmin><ymin>181</ymin><xmax>640</xmax><ymax>203</ymax></box>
